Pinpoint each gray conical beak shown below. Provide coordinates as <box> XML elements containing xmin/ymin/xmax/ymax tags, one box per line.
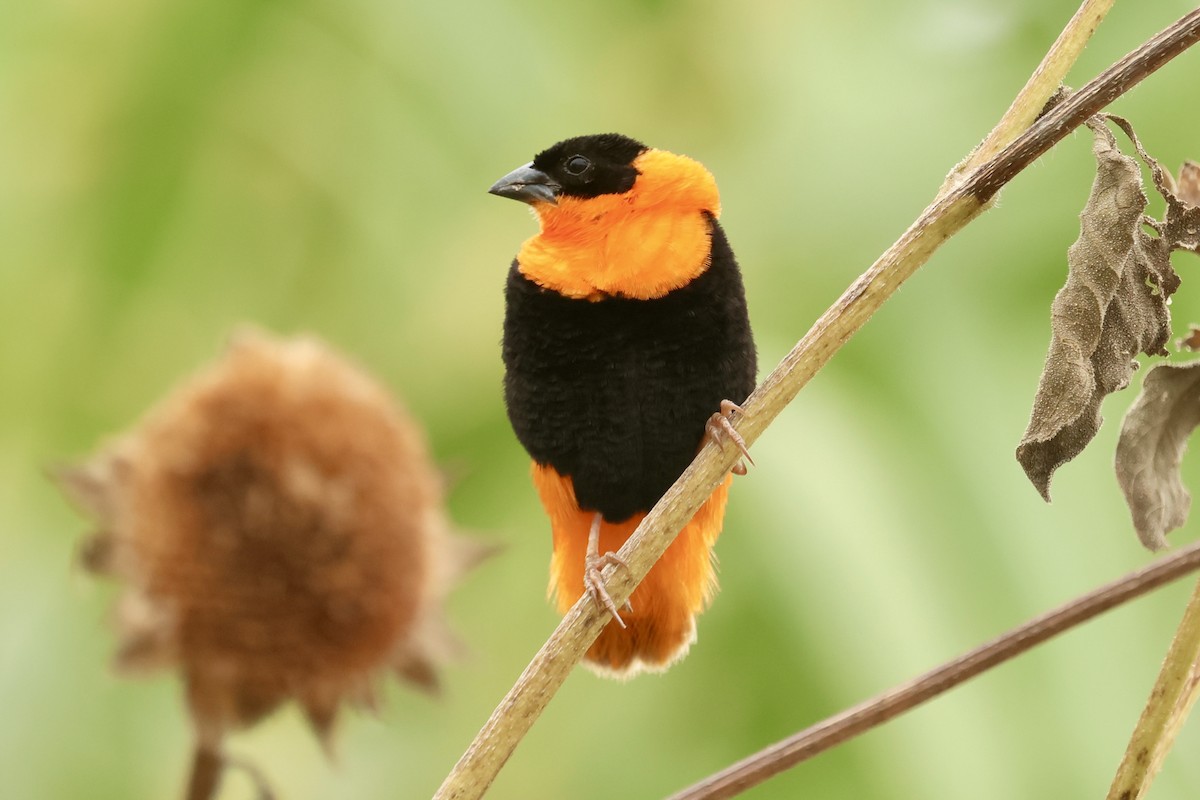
<box><xmin>488</xmin><ymin>163</ymin><xmax>561</xmax><ymax>206</ymax></box>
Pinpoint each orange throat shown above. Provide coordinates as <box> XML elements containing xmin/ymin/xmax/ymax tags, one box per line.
<box><xmin>517</xmin><ymin>149</ymin><xmax>722</xmax><ymax>300</ymax></box>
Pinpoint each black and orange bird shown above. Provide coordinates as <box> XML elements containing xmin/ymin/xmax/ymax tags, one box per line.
<box><xmin>490</xmin><ymin>133</ymin><xmax>757</xmax><ymax>677</ymax></box>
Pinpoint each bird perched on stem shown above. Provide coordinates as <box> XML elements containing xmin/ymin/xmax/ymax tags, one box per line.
<box><xmin>490</xmin><ymin>133</ymin><xmax>757</xmax><ymax>677</ymax></box>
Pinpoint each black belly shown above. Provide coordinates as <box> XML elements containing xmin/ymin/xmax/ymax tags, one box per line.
<box><xmin>502</xmin><ymin>216</ymin><xmax>757</xmax><ymax>522</ymax></box>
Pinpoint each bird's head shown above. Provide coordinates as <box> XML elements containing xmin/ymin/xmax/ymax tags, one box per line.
<box><xmin>489</xmin><ymin>133</ymin><xmax>722</xmax><ymax>299</ymax></box>
<box><xmin>489</xmin><ymin>133</ymin><xmax>720</xmax><ymax>234</ymax></box>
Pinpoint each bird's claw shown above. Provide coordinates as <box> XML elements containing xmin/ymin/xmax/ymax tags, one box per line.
<box><xmin>584</xmin><ymin>550</ymin><xmax>631</xmax><ymax>628</ymax></box>
<box><xmin>706</xmin><ymin>399</ymin><xmax>753</xmax><ymax>474</ymax></box>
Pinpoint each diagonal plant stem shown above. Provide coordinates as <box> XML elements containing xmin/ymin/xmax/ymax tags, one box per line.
<box><xmin>668</xmin><ymin>540</ymin><xmax>1200</xmax><ymax>800</ymax></box>
<box><xmin>1107</xmin><ymin>576</ymin><xmax>1200</xmax><ymax>800</ymax></box>
<box><xmin>433</xmin><ymin>7</ymin><xmax>1200</xmax><ymax>800</ymax></box>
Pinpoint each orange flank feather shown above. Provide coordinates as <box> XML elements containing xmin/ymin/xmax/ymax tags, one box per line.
<box><xmin>517</xmin><ymin>150</ymin><xmax>721</xmax><ymax>300</ymax></box>
<box><xmin>531</xmin><ymin>463</ymin><xmax>731</xmax><ymax>677</ymax></box>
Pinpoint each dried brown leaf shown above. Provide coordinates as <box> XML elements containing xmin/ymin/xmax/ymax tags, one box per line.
<box><xmin>1115</xmin><ymin>362</ymin><xmax>1200</xmax><ymax>550</ymax></box>
<box><xmin>1178</xmin><ymin>161</ymin><xmax>1200</xmax><ymax>208</ymax></box>
<box><xmin>1105</xmin><ymin>115</ymin><xmax>1200</xmax><ymax>254</ymax></box>
<box><xmin>1017</xmin><ymin>118</ymin><xmax>1180</xmax><ymax>499</ymax></box>
<box><xmin>1179</xmin><ymin>325</ymin><xmax>1200</xmax><ymax>352</ymax></box>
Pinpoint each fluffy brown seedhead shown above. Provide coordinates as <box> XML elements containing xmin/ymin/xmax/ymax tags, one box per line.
<box><xmin>59</xmin><ymin>329</ymin><xmax>490</xmax><ymax>748</ymax></box>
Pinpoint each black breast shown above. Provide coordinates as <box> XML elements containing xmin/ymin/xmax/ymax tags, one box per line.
<box><xmin>502</xmin><ymin>216</ymin><xmax>756</xmax><ymax>522</ymax></box>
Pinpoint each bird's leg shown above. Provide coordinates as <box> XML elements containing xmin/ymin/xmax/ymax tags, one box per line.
<box><xmin>583</xmin><ymin>512</ymin><xmax>631</xmax><ymax>628</ymax></box>
<box><xmin>706</xmin><ymin>399</ymin><xmax>754</xmax><ymax>475</ymax></box>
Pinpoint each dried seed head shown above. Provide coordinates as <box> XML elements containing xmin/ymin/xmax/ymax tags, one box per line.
<box><xmin>59</xmin><ymin>328</ymin><xmax>491</xmax><ymax>748</ymax></box>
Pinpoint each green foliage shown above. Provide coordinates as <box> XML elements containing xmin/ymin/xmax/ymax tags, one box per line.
<box><xmin>3</xmin><ymin>1</ymin><xmax>1200</xmax><ymax>798</ymax></box>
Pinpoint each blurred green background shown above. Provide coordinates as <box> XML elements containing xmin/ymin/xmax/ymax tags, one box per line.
<box><xmin>4</xmin><ymin>0</ymin><xmax>1200</xmax><ymax>798</ymax></box>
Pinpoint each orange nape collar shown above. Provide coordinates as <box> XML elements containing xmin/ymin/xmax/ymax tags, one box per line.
<box><xmin>516</xmin><ymin>149</ymin><xmax>722</xmax><ymax>300</ymax></box>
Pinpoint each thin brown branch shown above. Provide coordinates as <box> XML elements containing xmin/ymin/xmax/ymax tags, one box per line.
<box><xmin>667</xmin><ymin>539</ymin><xmax>1200</xmax><ymax>800</ymax></box>
<box><xmin>184</xmin><ymin>744</ymin><xmax>275</xmax><ymax>800</ymax></box>
<box><xmin>971</xmin><ymin>9</ymin><xmax>1200</xmax><ymax>202</ymax></box>
<box><xmin>434</xmin><ymin>8</ymin><xmax>1200</xmax><ymax>800</ymax></box>
<box><xmin>184</xmin><ymin>743</ymin><xmax>222</xmax><ymax>800</ymax></box>
<box><xmin>943</xmin><ymin>0</ymin><xmax>1114</xmax><ymax>189</ymax></box>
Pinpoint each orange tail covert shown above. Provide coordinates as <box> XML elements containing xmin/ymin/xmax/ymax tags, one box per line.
<box><xmin>533</xmin><ymin>464</ymin><xmax>730</xmax><ymax>676</ymax></box>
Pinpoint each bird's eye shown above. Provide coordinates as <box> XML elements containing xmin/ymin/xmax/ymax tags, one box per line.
<box><xmin>564</xmin><ymin>155</ymin><xmax>591</xmax><ymax>175</ymax></box>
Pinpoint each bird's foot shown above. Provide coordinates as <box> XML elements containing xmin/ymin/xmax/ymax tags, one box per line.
<box><xmin>706</xmin><ymin>399</ymin><xmax>753</xmax><ymax>475</ymax></box>
<box><xmin>585</xmin><ymin>513</ymin><xmax>632</xmax><ymax>627</ymax></box>
<box><xmin>584</xmin><ymin>551</ymin><xmax>631</xmax><ymax>628</ymax></box>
